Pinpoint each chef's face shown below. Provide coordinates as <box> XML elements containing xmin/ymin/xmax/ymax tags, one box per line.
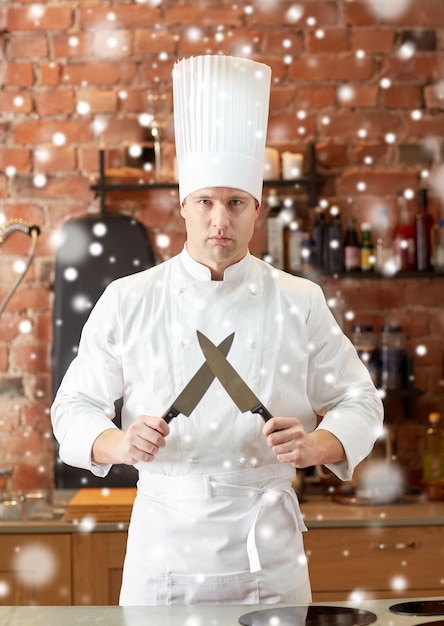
<box><xmin>181</xmin><ymin>187</ymin><xmax>260</xmax><ymax>280</ymax></box>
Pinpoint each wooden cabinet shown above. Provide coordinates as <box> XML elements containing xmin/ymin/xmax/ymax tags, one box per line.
<box><xmin>0</xmin><ymin>534</ymin><xmax>71</xmax><ymax>606</ymax></box>
<box><xmin>72</xmin><ymin>532</ymin><xmax>127</xmax><ymax>605</ymax></box>
<box><xmin>304</xmin><ymin>524</ymin><xmax>444</xmax><ymax>601</ymax></box>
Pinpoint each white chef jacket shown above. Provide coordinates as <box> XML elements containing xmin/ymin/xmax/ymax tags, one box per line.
<box><xmin>51</xmin><ymin>248</ymin><xmax>383</xmax><ymax>606</ymax></box>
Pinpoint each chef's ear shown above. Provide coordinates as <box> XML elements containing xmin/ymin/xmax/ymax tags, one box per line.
<box><xmin>180</xmin><ymin>198</ymin><xmax>186</xmax><ymax>218</ymax></box>
<box><xmin>255</xmin><ymin>199</ymin><xmax>261</xmax><ymax>217</ymax></box>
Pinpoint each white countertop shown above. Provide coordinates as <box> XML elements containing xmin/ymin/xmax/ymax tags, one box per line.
<box><xmin>1</xmin><ymin>598</ymin><xmax>443</xmax><ymax>626</ymax></box>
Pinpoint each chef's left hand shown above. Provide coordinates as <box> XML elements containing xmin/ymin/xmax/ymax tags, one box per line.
<box><xmin>262</xmin><ymin>417</ymin><xmax>345</xmax><ymax>468</ymax></box>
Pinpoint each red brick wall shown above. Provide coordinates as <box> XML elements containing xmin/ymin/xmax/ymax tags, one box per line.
<box><xmin>1</xmin><ymin>0</ymin><xmax>444</xmax><ymax>489</ymax></box>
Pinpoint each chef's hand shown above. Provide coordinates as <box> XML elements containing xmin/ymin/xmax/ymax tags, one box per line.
<box><xmin>91</xmin><ymin>415</ymin><xmax>169</xmax><ymax>466</ymax></box>
<box><xmin>262</xmin><ymin>417</ymin><xmax>345</xmax><ymax>468</ymax></box>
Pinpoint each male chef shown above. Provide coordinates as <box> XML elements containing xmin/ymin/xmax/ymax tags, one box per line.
<box><xmin>51</xmin><ymin>55</ymin><xmax>384</xmax><ymax>605</ymax></box>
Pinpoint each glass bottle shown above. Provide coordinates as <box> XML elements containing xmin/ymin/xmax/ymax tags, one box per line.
<box><xmin>360</xmin><ymin>222</ymin><xmax>375</xmax><ymax>272</ymax></box>
<box><xmin>393</xmin><ymin>195</ymin><xmax>416</xmax><ymax>272</ymax></box>
<box><xmin>325</xmin><ymin>206</ymin><xmax>344</xmax><ymax>275</ymax></box>
<box><xmin>265</xmin><ymin>189</ymin><xmax>285</xmax><ymax>269</ymax></box>
<box><xmin>415</xmin><ymin>187</ymin><xmax>433</xmax><ymax>272</ymax></box>
<box><xmin>375</xmin><ymin>208</ymin><xmax>393</xmax><ymax>274</ymax></box>
<box><xmin>380</xmin><ymin>324</ymin><xmax>405</xmax><ymax>391</ymax></box>
<box><xmin>433</xmin><ymin>218</ymin><xmax>444</xmax><ymax>273</ymax></box>
<box><xmin>352</xmin><ymin>324</ymin><xmax>379</xmax><ymax>386</ymax></box>
<box><xmin>422</xmin><ymin>412</ymin><xmax>444</xmax><ymax>482</ymax></box>
<box><xmin>284</xmin><ymin>220</ymin><xmax>304</xmax><ymax>273</ymax></box>
<box><xmin>311</xmin><ymin>206</ymin><xmax>327</xmax><ymax>272</ymax></box>
<box><xmin>344</xmin><ymin>216</ymin><xmax>361</xmax><ymax>272</ymax></box>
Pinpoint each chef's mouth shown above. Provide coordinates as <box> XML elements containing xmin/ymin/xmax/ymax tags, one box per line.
<box><xmin>209</xmin><ymin>236</ymin><xmax>232</xmax><ymax>244</ymax></box>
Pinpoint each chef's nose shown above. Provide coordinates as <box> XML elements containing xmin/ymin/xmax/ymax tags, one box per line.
<box><xmin>211</xmin><ymin>202</ymin><xmax>230</xmax><ymax>228</ymax></box>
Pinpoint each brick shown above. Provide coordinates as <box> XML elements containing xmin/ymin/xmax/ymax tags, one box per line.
<box><xmin>4</xmin><ymin>62</ymin><xmax>34</xmax><ymax>87</ymax></box>
<box><xmin>13</xmin><ymin>120</ymin><xmax>92</xmax><ymax>145</ymax></box>
<box><xmin>0</xmin><ymin>203</ymin><xmax>43</xmax><ymax>229</ymax></box>
<box><xmin>0</xmin><ymin>91</ymin><xmax>33</xmax><ymax>113</ymax></box>
<box><xmin>24</xmin><ymin>399</ymin><xmax>53</xmax><ymax>433</ymax></box>
<box><xmin>351</xmin><ymin>28</ymin><xmax>395</xmax><ymax>53</ymax></box>
<box><xmin>0</xmin><ymin>148</ymin><xmax>32</xmax><ymax>173</ymax></box>
<box><xmin>34</xmin><ymin>146</ymin><xmax>77</xmax><ymax>172</ymax></box>
<box><xmin>338</xmin><ymin>169</ymin><xmax>418</xmax><ymax>196</ymax></box>
<box><xmin>374</xmin><ymin>1</ymin><xmax>444</xmax><ymax>28</ymax></box>
<box><xmin>165</xmin><ymin>3</ymin><xmax>243</xmax><ymax>27</ymax></box>
<box><xmin>34</xmin><ymin>312</ymin><xmax>52</xmax><ymax>343</ymax></box>
<box><xmin>0</xmin><ymin>316</ymin><xmax>21</xmax><ymax>343</ymax></box>
<box><xmin>405</xmin><ymin>113</ymin><xmax>444</xmax><ymax>137</ymax></box>
<box><xmin>381</xmin><ymin>55</ymin><xmax>442</xmax><ymax>81</ymax></box>
<box><xmin>270</xmin><ymin>86</ymin><xmax>295</xmax><ymax>110</ymax></box>
<box><xmin>140</xmin><ymin>58</ymin><xmax>176</xmax><ymax>84</ymax></box>
<box><xmin>219</xmin><ymin>28</ymin><xmax>262</xmax><ymax>58</ymax></box>
<box><xmin>405</xmin><ymin>278</ymin><xmax>442</xmax><ymax>308</ymax></box>
<box><xmin>92</xmin><ymin>30</ymin><xmax>133</xmax><ymax>58</ymax></box>
<box><xmin>337</xmin><ymin>84</ymin><xmax>379</xmax><ymax>108</ymax></box>
<box><xmin>382</xmin><ymin>84</ymin><xmax>423</xmax><ymax>109</ymax></box>
<box><xmin>61</xmin><ymin>60</ymin><xmax>138</xmax><ymax>86</ymax></box>
<box><xmin>97</xmin><ymin>118</ymin><xmax>147</xmax><ymax>144</ymax></box>
<box><xmin>52</xmin><ymin>32</ymin><xmax>93</xmax><ymax>58</ymax></box>
<box><xmin>424</xmin><ymin>83</ymin><xmax>444</xmax><ymax>109</ymax></box>
<box><xmin>249</xmin><ymin>1</ymin><xmax>338</xmax><ymax>27</ymax></box>
<box><xmin>80</xmin><ymin>4</ymin><xmax>161</xmax><ymax>30</ymax></box>
<box><xmin>176</xmin><ymin>28</ymin><xmax>219</xmax><ymax>56</ymax></box>
<box><xmin>38</xmin><ymin>62</ymin><xmax>61</xmax><ymax>86</ymax></box>
<box><xmin>344</xmin><ymin>1</ymin><xmax>377</xmax><ymax>26</ymax></box>
<box><xmin>0</xmin><ymin>347</ymin><xmax>7</xmax><ymax>372</ymax></box>
<box><xmin>316</xmin><ymin>142</ymin><xmax>349</xmax><ymax>169</ymax></box>
<box><xmin>7</xmin><ymin>5</ymin><xmax>73</xmax><ymax>31</ymax></box>
<box><xmin>13</xmin><ymin>460</ymin><xmax>53</xmax><ymax>491</ymax></box>
<box><xmin>288</xmin><ymin>55</ymin><xmax>374</xmax><ymax>82</ymax></box>
<box><xmin>76</xmin><ymin>88</ymin><xmax>118</xmax><ymax>114</ymax></box>
<box><xmin>34</xmin><ymin>89</ymin><xmax>75</xmax><ymax>116</ymax></box>
<box><xmin>398</xmin><ymin>143</ymin><xmax>434</xmax><ymax>167</ymax></box>
<box><xmin>9</xmin><ymin>32</ymin><xmax>48</xmax><ymax>58</ymax></box>
<box><xmin>268</xmin><ymin>113</ymin><xmax>317</xmax><ymax>144</ymax></box>
<box><xmin>5</xmin><ymin>287</ymin><xmax>50</xmax><ymax>315</ymax></box>
<box><xmin>353</xmin><ymin>142</ymin><xmax>392</xmax><ymax>166</ymax></box>
<box><xmin>12</xmin><ymin>175</ymin><xmax>93</xmax><ymax>202</ymax></box>
<box><xmin>322</xmin><ymin>111</ymin><xmax>403</xmax><ymax>139</ymax></box>
<box><xmin>263</xmin><ymin>30</ymin><xmax>303</xmax><ymax>56</ymax></box>
<box><xmin>306</xmin><ymin>28</ymin><xmax>350</xmax><ymax>54</ymax></box>
<box><xmin>134</xmin><ymin>29</ymin><xmax>176</xmax><ymax>56</ymax></box>
<box><xmin>295</xmin><ymin>86</ymin><xmax>336</xmax><ymax>109</ymax></box>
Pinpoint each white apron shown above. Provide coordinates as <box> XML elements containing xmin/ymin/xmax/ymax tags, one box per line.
<box><xmin>119</xmin><ymin>463</ymin><xmax>311</xmax><ymax>605</ymax></box>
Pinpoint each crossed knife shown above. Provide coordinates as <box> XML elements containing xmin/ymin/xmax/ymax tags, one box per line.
<box><xmin>163</xmin><ymin>331</ymin><xmax>272</xmax><ymax>423</ymax></box>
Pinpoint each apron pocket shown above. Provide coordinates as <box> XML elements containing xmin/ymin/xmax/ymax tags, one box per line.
<box><xmin>163</xmin><ymin>570</ymin><xmax>259</xmax><ymax>605</ymax></box>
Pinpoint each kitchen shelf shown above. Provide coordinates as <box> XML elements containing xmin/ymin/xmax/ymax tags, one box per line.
<box><xmin>90</xmin><ymin>143</ymin><xmax>324</xmax><ymax>212</ymax></box>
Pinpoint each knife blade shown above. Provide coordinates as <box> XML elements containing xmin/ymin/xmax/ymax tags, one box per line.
<box><xmin>196</xmin><ymin>330</ymin><xmax>273</xmax><ymax>422</ymax></box>
<box><xmin>162</xmin><ymin>333</ymin><xmax>234</xmax><ymax>423</ymax></box>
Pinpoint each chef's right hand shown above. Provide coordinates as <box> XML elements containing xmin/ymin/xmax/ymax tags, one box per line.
<box><xmin>91</xmin><ymin>415</ymin><xmax>170</xmax><ymax>466</ymax></box>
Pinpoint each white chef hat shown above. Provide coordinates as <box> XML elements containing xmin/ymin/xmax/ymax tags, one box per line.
<box><xmin>173</xmin><ymin>55</ymin><xmax>272</xmax><ymax>204</ymax></box>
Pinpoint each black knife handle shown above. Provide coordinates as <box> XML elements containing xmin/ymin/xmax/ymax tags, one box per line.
<box><xmin>251</xmin><ymin>403</ymin><xmax>273</xmax><ymax>422</ymax></box>
<box><xmin>163</xmin><ymin>407</ymin><xmax>180</xmax><ymax>423</ymax></box>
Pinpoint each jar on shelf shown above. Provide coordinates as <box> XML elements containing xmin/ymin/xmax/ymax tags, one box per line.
<box><xmin>351</xmin><ymin>325</ymin><xmax>379</xmax><ymax>386</ymax></box>
<box><xmin>380</xmin><ymin>324</ymin><xmax>405</xmax><ymax>391</ymax></box>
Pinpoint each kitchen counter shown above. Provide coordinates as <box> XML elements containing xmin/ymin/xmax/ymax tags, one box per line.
<box><xmin>1</xmin><ymin>492</ymin><xmax>443</xmax><ymax>533</ymax></box>
<box><xmin>300</xmin><ymin>494</ymin><xmax>444</xmax><ymax>528</ymax></box>
<box><xmin>0</xmin><ymin>598</ymin><xmax>443</xmax><ymax>626</ymax></box>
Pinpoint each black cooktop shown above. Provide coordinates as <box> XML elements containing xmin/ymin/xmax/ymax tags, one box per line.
<box><xmin>390</xmin><ymin>600</ymin><xmax>444</xmax><ymax>616</ymax></box>
<box><xmin>239</xmin><ymin>605</ymin><xmax>378</xmax><ymax>626</ymax></box>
